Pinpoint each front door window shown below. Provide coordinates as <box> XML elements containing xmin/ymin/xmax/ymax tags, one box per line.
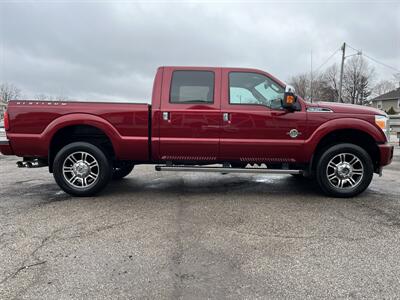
<box><xmin>229</xmin><ymin>72</ymin><xmax>285</xmax><ymax>109</ymax></box>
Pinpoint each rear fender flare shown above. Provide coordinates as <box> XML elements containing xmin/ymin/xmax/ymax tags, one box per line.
<box><xmin>42</xmin><ymin>113</ymin><xmax>122</xmax><ymax>157</ymax></box>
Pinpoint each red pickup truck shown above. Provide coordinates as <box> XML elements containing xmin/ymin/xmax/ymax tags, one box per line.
<box><xmin>0</xmin><ymin>66</ymin><xmax>394</xmax><ymax>197</ymax></box>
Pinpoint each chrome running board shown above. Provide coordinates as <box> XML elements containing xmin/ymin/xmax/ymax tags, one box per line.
<box><xmin>155</xmin><ymin>165</ymin><xmax>302</xmax><ymax>174</ymax></box>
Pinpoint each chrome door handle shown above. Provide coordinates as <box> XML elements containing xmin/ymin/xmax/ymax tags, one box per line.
<box><xmin>162</xmin><ymin>111</ymin><xmax>170</xmax><ymax>121</ymax></box>
<box><xmin>223</xmin><ymin>112</ymin><xmax>230</xmax><ymax>122</ymax></box>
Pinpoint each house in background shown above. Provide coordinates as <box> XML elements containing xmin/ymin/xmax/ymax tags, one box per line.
<box><xmin>371</xmin><ymin>88</ymin><xmax>400</xmax><ymax>114</ymax></box>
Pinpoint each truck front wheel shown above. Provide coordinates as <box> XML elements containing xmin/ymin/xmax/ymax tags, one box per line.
<box><xmin>316</xmin><ymin>143</ymin><xmax>373</xmax><ymax>198</ymax></box>
<box><xmin>53</xmin><ymin>142</ymin><xmax>112</xmax><ymax>196</ymax></box>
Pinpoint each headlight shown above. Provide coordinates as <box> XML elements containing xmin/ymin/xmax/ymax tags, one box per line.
<box><xmin>375</xmin><ymin>115</ymin><xmax>390</xmax><ymax>141</ymax></box>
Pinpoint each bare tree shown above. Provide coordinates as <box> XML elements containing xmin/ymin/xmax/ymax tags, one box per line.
<box><xmin>393</xmin><ymin>73</ymin><xmax>400</xmax><ymax>88</ymax></box>
<box><xmin>0</xmin><ymin>83</ymin><xmax>21</xmax><ymax>103</ymax></box>
<box><xmin>315</xmin><ymin>57</ymin><xmax>374</xmax><ymax>105</ymax></box>
<box><xmin>290</xmin><ymin>55</ymin><xmax>378</xmax><ymax>105</ymax></box>
<box><xmin>342</xmin><ymin>56</ymin><xmax>374</xmax><ymax>105</ymax></box>
<box><xmin>322</xmin><ymin>64</ymin><xmax>340</xmax><ymax>101</ymax></box>
<box><xmin>289</xmin><ymin>73</ymin><xmax>309</xmax><ymax>99</ymax></box>
<box><xmin>34</xmin><ymin>94</ymin><xmax>69</xmax><ymax>101</ymax></box>
<box><xmin>371</xmin><ymin>80</ymin><xmax>396</xmax><ymax>98</ymax></box>
<box><xmin>34</xmin><ymin>94</ymin><xmax>53</xmax><ymax>101</ymax></box>
<box><xmin>289</xmin><ymin>70</ymin><xmax>337</xmax><ymax>102</ymax></box>
<box><xmin>312</xmin><ymin>74</ymin><xmax>337</xmax><ymax>102</ymax></box>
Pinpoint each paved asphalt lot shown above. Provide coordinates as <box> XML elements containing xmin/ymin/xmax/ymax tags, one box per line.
<box><xmin>1</xmin><ymin>149</ymin><xmax>400</xmax><ymax>299</ymax></box>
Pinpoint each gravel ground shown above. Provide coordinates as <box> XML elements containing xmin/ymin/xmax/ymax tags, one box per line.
<box><xmin>1</xmin><ymin>151</ymin><xmax>400</xmax><ymax>299</ymax></box>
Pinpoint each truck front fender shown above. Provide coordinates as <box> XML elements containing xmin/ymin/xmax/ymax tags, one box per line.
<box><xmin>304</xmin><ymin>117</ymin><xmax>386</xmax><ymax>161</ymax></box>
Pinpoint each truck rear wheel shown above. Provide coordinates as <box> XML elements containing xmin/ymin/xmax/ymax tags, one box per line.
<box><xmin>316</xmin><ymin>143</ymin><xmax>373</xmax><ymax>198</ymax></box>
<box><xmin>53</xmin><ymin>142</ymin><xmax>112</xmax><ymax>196</ymax></box>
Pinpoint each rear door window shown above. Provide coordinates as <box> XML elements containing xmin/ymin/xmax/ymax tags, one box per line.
<box><xmin>170</xmin><ymin>71</ymin><xmax>214</xmax><ymax>104</ymax></box>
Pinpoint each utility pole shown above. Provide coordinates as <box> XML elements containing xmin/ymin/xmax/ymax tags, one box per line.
<box><xmin>338</xmin><ymin>42</ymin><xmax>346</xmax><ymax>103</ymax></box>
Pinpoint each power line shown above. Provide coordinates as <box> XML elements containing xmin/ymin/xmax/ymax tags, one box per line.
<box><xmin>346</xmin><ymin>44</ymin><xmax>361</xmax><ymax>53</ymax></box>
<box><xmin>363</xmin><ymin>53</ymin><xmax>400</xmax><ymax>73</ymax></box>
<box><xmin>347</xmin><ymin>43</ymin><xmax>400</xmax><ymax>73</ymax></box>
<box><xmin>314</xmin><ymin>47</ymin><xmax>341</xmax><ymax>72</ymax></box>
<box><xmin>310</xmin><ymin>47</ymin><xmax>341</xmax><ymax>102</ymax></box>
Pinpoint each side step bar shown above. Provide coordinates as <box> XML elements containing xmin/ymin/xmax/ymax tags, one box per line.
<box><xmin>155</xmin><ymin>165</ymin><xmax>302</xmax><ymax>175</ymax></box>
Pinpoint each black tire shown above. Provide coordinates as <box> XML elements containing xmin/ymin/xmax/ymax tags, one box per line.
<box><xmin>112</xmin><ymin>163</ymin><xmax>134</xmax><ymax>180</ymax></box>
<box><xmin>316</xmin><ymin>143</ymin><xmax>373</xmax><ymax>198</ymax></box>
<box><xmin>53</xmin><ymin>142</ymin><xmax>112</xmax><ymax>197</ymax></box>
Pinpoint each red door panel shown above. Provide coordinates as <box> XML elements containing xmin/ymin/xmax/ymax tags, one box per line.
<box><xmin>220</xmin><ymin>106</ymin><xmax>275</xmax><ymax>161</ymax></box>
<box><xmin>158</xmin><ymin>67</ymin><xmax>221</xmax><ymax>162</ymax></box>
<box><xmin>220</xmin><ymin>69</ymin><xmax>307</xmax><ymax>163</ymax></box>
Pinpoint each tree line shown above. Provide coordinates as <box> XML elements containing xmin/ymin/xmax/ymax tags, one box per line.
<box><xmin>0</xmin><ymin>83</ymin><xmax>68</xmax><ymax>103</ymax></box>
<box><xmin>290</xmin><ymin>56</ymin><xmax>399</xmax><ymax>105</ymax></box>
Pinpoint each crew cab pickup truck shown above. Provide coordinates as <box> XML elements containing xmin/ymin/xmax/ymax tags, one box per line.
<box><xmin>0</xmin><ymin>66</ymin><xmax>394</xmax><ymax>197</ymax></box>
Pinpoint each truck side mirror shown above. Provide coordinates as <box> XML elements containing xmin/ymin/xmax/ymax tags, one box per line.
<box><xmin>282</xmin><ymin>85</ymin><xmax>297</xmax><ymax>111</ymax></box>
<box><xmin>283</xmin><ymin>93</ymin><xmax>297</xmax><ymax>110</ymax></box>
<box><xmin>283</xmin><ymin>92</ymin><xmax>296</xmax><ymax>108</ymax></box>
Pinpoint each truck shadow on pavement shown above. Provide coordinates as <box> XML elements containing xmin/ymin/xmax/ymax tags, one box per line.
<box><xmin>3</xmin><ymin>169</ymin><xmax>391</xmax><ymax>209</ymax></box>
<box><xmin>102</xmin><ymin>174</ymin><xmax>320</xmax><ymax>197</ymax></box>
<box><xmin>9</xmin><ymin>174</ymin><xmax>322</xmax><ymax>205</ymax></box>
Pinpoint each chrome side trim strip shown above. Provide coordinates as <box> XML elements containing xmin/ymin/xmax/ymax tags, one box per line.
<box><xmin>306</xmin><ymin>107</ymin><xmax>333</xmax><ymax>113</ymax></box>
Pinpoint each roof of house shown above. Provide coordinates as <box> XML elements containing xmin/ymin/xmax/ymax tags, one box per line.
<box><xmin>372</xmin><ymin>87</ymin><xmax>400</xmax><ymax>101</ymax></box>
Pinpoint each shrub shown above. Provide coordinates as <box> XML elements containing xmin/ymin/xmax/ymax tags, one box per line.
<box><xmin>386</xmin><ymin>107</ymin><xmax>397</xmax><ymax>115</ymax></box>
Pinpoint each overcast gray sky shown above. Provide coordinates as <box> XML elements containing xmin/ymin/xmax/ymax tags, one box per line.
<box><xmin>0</xmin><ymin>1</ymin><xmax>399</xmax><ymax>102</ymax></box>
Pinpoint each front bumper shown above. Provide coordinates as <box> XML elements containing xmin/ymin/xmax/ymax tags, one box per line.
<box><xmin>378</xmin><ymin>143</ymin><xmax>394</xmax><ymax>167</ymax></box>
<box><xmin>0</xmin><ymin>139</ymin><xmax>14</xmax><ymax>155</ymax></box>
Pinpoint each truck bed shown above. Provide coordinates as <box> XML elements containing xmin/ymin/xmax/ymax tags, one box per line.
<box><xmin>5</xmin><ymin>100</ymin><xmax>150</xmax><ymax>161</ymax></box>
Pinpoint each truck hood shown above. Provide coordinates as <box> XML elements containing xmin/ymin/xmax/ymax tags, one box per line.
<box><xmin>307</xmin><ymin>101</ymin><xmax>387</xmax><ymax>116</ymax></box>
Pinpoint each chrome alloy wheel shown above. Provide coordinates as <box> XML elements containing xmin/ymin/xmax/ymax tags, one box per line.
<box><xmin>326</xmin><ymin>153</ymin><xmax>364</xmax><ymax>189</ymax></box>
<box><xmin>62</xmin><ymin>151</ymin><xmax>99</xmax><ymax>189</ymax></box>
